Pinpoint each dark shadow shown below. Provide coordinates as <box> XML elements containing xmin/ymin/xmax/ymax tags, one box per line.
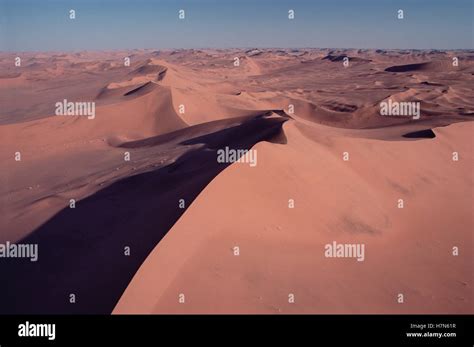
<box><xmin>123</xmin><ymin>81</ymin><xmax>155</xmax><ymax>96</ymax></box>
<box><xmin>384</xmin><ymin>62</ymin><xmax>430</xmax><ymax>73</ymax></box>
<box><xmin>0</xmin><ymin>114</ymin><xmax>287</xmax><ymax>314</ymax></box>
<box><xmin>322</xmin><ymin>54</ymin><xmax>371</xmax><ymax>63</ymax></box>
<box><xmin>402</xmin><ymin>129</ymin><xmax>436</xmax><ymax>139</ymax></box>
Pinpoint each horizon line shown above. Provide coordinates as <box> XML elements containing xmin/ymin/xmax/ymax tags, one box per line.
<box><xmin>2</xmin><ymin>47</ymin><xmax>474</xmax><ymax>54</ymax></box>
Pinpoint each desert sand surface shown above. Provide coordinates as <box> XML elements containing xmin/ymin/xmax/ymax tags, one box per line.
<box><xmin>0</xmin><ymin>48</ymin><xmax>472</xmax><ymax>314</ymax></box>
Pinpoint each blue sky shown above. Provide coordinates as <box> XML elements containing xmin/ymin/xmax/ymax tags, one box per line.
<box><xmin>1</xmin><ymin>0</ymin><xmax>472</xmax><ymax>51</ymax></box>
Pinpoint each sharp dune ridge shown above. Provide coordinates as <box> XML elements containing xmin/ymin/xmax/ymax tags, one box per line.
<box><xmin>0</xmin><ymin>112</ymin><xmax>287</xmax><ymax>314</ymax></box>
<box><xmin>0</xmin><ymin>48</ymin><xmax>472</xmax><ymax>314</ymax></box>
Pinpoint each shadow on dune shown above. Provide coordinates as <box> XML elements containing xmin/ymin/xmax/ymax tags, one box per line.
<box><xmin>0</xmin><ymin>113</ymin><xmax>288</xmax><ymax>314</ymax></box>
<box><xmin>402</xmin><ymin>128</ymin><xmax>436</xmax><ymax>139</ymax></box>
<box><xmin>384</xmin><ymin>62</ymin><xmax>431</xmax><ymax>72</ymax></box>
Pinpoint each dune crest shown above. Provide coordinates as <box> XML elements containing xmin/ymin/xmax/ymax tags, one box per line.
<box><xmin>0</xmin><ymin>49</ymin><xmax>472</xmax><ymax>314</ymax></box>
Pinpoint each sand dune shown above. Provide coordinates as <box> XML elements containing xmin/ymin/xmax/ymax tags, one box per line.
<box><xmin>0</xmin><ymin>83</ymin><xmax>190</xmax><ymax>244</ymax></box>
<box><xmin>0</xmin><ymin>112</ymin><xmax>287</xmax><ymax>314</ymax></box>
<box><xmin>115</xmin><ymin>120</ymin><xmax>472</xmax><ymax>314</ymax></box>
<box><xmin>0</xmin><ymin>48</ymin><xmax>472</xmax><ymax>314</ymax></box>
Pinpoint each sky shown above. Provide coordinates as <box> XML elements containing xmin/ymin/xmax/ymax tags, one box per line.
<box><xmin>0</xmin><ymin>0</ymin><xmax>473</xmax><ymax>51</ymax></box>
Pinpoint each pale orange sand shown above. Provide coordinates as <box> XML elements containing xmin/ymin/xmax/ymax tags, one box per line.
<box><xmin>0</xmin><ymin>49</ymin><xmax>472</xmax><ymax>313</ymax></box>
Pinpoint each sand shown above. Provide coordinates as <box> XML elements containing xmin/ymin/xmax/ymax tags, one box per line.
<box><xmin>0</xmin><ymin>48</ymin><xmax>472</xmax><ymax>314</ymax></box>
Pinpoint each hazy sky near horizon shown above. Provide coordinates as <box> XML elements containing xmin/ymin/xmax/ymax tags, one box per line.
<box><xmin>1</xmin><ymin>0</ymin><xmax>472</xmax><ymax>51</ymax></box>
